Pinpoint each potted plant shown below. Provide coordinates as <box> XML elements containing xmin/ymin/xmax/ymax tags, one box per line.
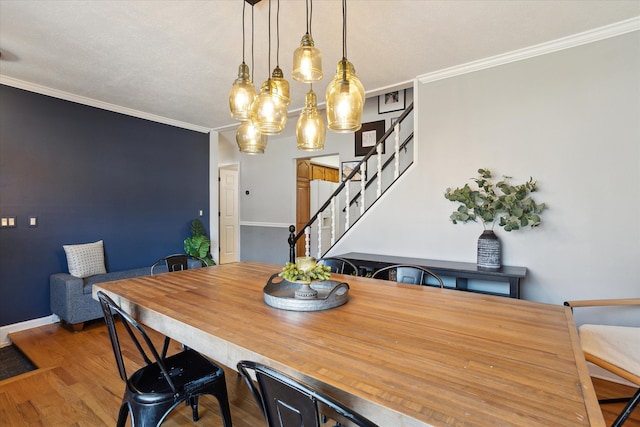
<box><xmin>444</xmin><ymin>168</ymin><xmax>546</xmax><ymax>269</ymax></box>
<box><xmin>280</xmin><ymin>257</ymin><xmax>331</xmax><ymax>299</ymax></box>
<box><xmin>184</xmin><ymin>218</ymin><xmax>216</xmax><ymax>266</ymax></box>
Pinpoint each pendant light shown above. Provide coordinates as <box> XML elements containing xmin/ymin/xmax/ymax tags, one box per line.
<box><xmin>236</xmin><ymin>120</ymin><xmax>268</xmax><ymax>154</ymax></box>
<box><xmin>292</xmin><ymin>0</ymin><xmax>322</xmax><ymax>83</ymax></box>
<box><xmin>296</xmin><ymin>85</ymin><xmax>326</xmax><ymax>151</ymax></box>
<box><xmin>270</xmin><ymin>0</ymin><xmax>290</xmax><ymax>105</ymax></box>
<box><xmin>237</xmin><ymin>1</ymin><xmax>268</xmax><ymax>154</ymax></box>
<box><xmin>250</xmin><ymin>0</ymin><xmax>288</xmax><ymax>135</ymax></box>
<box><xmin>326</xmin><ymin>0</ymin><xmax>364</xmax><ymax>133</ymax></box>
<box><xmin>229</xmin><ymin>0</ymin><xmax>257</xmax><ymax>121</ymax></box>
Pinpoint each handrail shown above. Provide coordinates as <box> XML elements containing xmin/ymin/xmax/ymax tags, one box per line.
<box><xmin>346</xmin><ymin>131</ymin><xmax>414</xmax><ymax>209</ymax></box>
<box><xmin>289</xmin><ymin>102</ymin><xmax>414</xmax><ymax>262</ymax></box>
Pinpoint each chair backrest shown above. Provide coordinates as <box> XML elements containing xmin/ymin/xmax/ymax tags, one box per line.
<box><xmin>97</xmin><ymin>291</ymin><xmax>177</xmax><ymax>394</ymax></box>
<box><xmin>317</xmin><ymin>257</ymin><xmax>358</xmax><ymax>275</ymax></box>
<box><xmin>372</xmin><ymin>264</ymin><xmax>444</xmax><ymax>288</ymax></box>
<box><xmin>237</xmin><ymin>361</ymin><xmax>378</xmax><ymax>427</ymax></box>
<box><xmin>150</xmin><ymin>254</ymin><xmax>205</xmax><ymax>275</ymax></box>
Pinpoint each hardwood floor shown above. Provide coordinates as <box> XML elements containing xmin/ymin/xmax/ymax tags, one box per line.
<box><xmin>1</xmin><ymin>321</ymin><xmax>638</xmax><ymax>426</ymax></box>
<box><xmin>1</xmin><ymin>320</ymin><xmax>265</xmax><ymax>427</ymax></box>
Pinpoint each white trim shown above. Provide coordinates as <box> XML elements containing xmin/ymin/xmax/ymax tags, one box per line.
<box><xmin>418</xmin><ymin>17</ymin><xmax>640</xmax><ymax>84</ymax></box>
<box><xmin>0</xmin><ymin>315</ymin><xmax>60</xmax><ymax>347</ymax></box>
<box><xmin>0</xmin><ymin>75</ymin><xmax>212</xmax><ymax>134</ymax></box>
<box><xmin>240</xmin><ymin>221</ymin><xmax>290</xmax><ymax>228</ymax></box>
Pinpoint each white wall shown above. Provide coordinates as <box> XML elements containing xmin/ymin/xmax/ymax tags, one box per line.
<box><xmin>218</xmin><ymin>89</ymin><xmax>413</xmax><ymax>234</ymax></box>
<box><xmin>332</xmin><ymin>31</ymin><xmax>640</xmax><ymax>324</ymax></box>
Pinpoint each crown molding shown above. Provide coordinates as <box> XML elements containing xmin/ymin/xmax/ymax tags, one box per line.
<box><xmin>0</xmin><ymin>75</ymin><xmax>212</xmax><ymax>134</ymax></box>
<box><xmin>418</xmin><ymin>17</ymin><xmax>640</xmax><ymax>84</ymax></box>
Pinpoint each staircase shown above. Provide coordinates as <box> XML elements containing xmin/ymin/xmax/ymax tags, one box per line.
<box><xmin>288</xmin><ymin>102</ymin><xmax>415</xmax><ymax>262</ymax></box>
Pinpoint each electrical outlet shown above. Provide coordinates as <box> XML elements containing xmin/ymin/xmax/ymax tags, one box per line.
<box><xmin>1</xmin><ymin>216</ymin><xmax>17</xmax><ymax>228</ymax></box>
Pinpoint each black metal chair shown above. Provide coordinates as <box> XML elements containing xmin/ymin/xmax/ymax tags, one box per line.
<box><xmin>97</xmin><ymin>291</ymin><xmax>233</xmax><ymax>427</ymax></box>
<box><xmin>317</xmin><ymin>257</ymin><xmax>358</xmax><ymax>275</ymax></box>
<box><xmin>237</xmin><ymin>360</ymin><xmax>378</xmax><ymax>427</ymax></box>
<box><xmin>371</xmin><ymin>264</ymin><xmax>444</xmax><ymax>288</ymax></box>
<box><xmin>150</xmin><ymin>254</ymin><xmax>206</xmax><ymax>275</ymax></box>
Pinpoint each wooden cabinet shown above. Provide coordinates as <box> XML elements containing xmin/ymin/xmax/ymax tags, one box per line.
<box><xmin>310</xmin><ymin>163</ymin><xmax>339</xmax><ymax>183</ymax></box>
<box><xmin>296</xmin><ymin>160</ymin><xmax>339</xmax><ymax>256</ymax></box>
<box><xmin>325</xmin><ymin>167</ymin><xmax>339</xmax><ymax>183</ymax></box>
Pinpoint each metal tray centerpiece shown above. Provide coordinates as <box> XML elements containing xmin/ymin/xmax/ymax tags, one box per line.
<box><xmin>263</xmin><ymin>257</ymin><xmax>350</xmax><ymax>311</ymax></box>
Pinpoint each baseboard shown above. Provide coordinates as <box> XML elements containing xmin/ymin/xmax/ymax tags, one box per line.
<box><xmin>0</xmin><ymin>315</ymin><xmax>60</xmax><ymax>347</ymax></box>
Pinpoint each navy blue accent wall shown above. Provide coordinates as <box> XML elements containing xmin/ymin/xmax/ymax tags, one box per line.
<box><xmin>0</xmin><ymin>85</ymin><xmax>210</xmax><ymax>327</ymax></box>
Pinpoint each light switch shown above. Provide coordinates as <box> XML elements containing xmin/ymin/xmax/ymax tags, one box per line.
<box><xmin>8</xmin><ymin>217</ymin><xmax>16</xmax><ymax>227</ymax></box>
<box><xmin>29</xmin><ymin>216</ymin><xmax>38</xmax><ymax>227</ymax></box>
<box><xmin>1</xmin><ymin>218</ymin><xmax>7</xmax><ymax>227</ymax></box>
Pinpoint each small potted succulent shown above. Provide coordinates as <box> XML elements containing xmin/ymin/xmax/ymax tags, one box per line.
<box><xmin>444</xmin><ymin>168</ymin><xmax>546</xmax><ymax>269</ymax></box>
<box><xmin>280</xmin><ymin>257</ymin><xmax>331</xmax><ymax>299</ymax></box>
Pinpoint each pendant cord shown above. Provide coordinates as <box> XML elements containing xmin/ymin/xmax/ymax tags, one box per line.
<box><xmin>342</xmin><ymin>0</ymin><xmax>347</xmax><ymax>59</ymax></box>
<box><xmin>310</xmin><ymin>0</ymin><xmax>313</xmax><ymax>36</ymax></box>
<box><xmin>251</xmin><ymin>3</ymin><xmax>255</xmax><ymax>81</ymax></box>
<box><xmin>305</xmin><ymin>0</ymin><xmax>310</xmax><ymax>35</ymax></box>
<box><xmin>276</xmin><ymin>0</ymin><xmax>280</xmax><ymax>66</ymax></box>
<box><xmin>268</xmin><ymin>0</ymin><xmax>272</xmax><ymax>74</ymax></box>
<box><xmin>241</xmin><ymin>0</ymin><xmax>246</xmax><ymax>63</ymax></box>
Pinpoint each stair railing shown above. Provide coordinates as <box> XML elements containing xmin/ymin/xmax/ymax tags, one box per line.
<box><xmin>289</xmin><ymin>102</ymin><xmax>414</xmax><ymax>262</ymax></box>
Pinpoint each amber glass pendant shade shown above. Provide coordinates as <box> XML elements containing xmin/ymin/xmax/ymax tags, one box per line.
<box><xmin>270</xmin><ymin>66</ymin><xmax>290</xmax><ymax>105</ymax></box>
<box><xmin>292</xmin><ymin>33</ymin><xmax>322</xmax><ymax>83</ymax></box>
<box><xmin>236</xmin><ymin>120</ymin><xmax>268</xmax><ymax>154</ymax></box>
<box><xmin>296</xmin><ymin>88</ymin><xmax>326</xmax><ymax>151</ymax></box>
<box><xmin>325</xmin><ymin>59</ymin><xmax>364</xmax><ymax>133</ymax></box>
<box><xmin>229</xmin><ymin>62</ymin><xmax>257</xmax><ymax>121</ymax></box>
<box><xmin>250</xmin><ymin>78</ymin><xmax>288</xmax><ymax>135</ymax></box>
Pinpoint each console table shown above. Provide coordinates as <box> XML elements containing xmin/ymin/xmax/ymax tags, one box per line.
<box><xmin>336</xmin><ymin>252</ymin><xmax>527</xmax><ymax>298</ymax></box>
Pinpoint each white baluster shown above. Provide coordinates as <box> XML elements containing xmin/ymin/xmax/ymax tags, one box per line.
<box><xmin>394</xmin><ymin>123</ymin><xmax>400</xmax><ymax>179</ymax></box>
<box><xmin>317</xmin><ymin>216</ymin><xmax>322</xmax><ymax>259</ymax></box>
<box><xmin>330</xmin><ymin>197</ymin><xmax>336</xmax><ymax>245</ymax></box>
<box><xmin>377</xmin><ymin>144</ymin><xmax>383</xmax><ymax>198</ymax></box>
<box><xmin>360</xmin><ymin>162</ymin><xmax>365</xmax><ymax>215</ymax></box>
<box><xmin>304</xmin><ymin>226</ymin><xmax>310</xmax><ymax>257</ymax></box>
<box><xmin>345</xmin><ymin>181</ymin><xmax>350</xmax><ymax>230</ymax></box>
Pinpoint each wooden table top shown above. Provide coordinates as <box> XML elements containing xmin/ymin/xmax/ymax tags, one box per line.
<box><xmin>93</xmin><ymin>261</ymin><xmax>604</xmax><ymax>427</ymax></box>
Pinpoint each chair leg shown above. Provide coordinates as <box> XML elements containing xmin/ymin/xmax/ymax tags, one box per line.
<box><xmin>189</xmin><ymin>396</ymin><xmax>199</xmax><ymax>422</ymax></box>
<box><xmin>214</xmin><ymin>388</ymin><xmax>233</xmax><ymax>427</ymax></box>
<box><xmin>116</xmin><ymin>403</ymin><xmax>130</xmax><ymax>427</ymax></box>
<box><xmin>612</xmin><ymin>388</ymin><xmax>640</xmax><ymax>427</ymax></box>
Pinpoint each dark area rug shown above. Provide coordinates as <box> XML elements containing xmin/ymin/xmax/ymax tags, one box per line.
<box><xmin>0</xmin><ymin>345</ymin><xmax>37</xmax><ymax>381</ymax></box>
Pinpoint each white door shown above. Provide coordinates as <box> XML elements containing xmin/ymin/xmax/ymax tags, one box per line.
<box><xmin>219</xmin><ymin>167</ymin><xmax>239</xmax><ymax>264</ymax></box>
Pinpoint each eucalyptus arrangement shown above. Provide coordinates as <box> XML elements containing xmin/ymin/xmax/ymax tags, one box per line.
<box><xmin>444</xmin><ymin>168</ymin><xmax>546</xmax><ymax>232</ymax></box>
<box><xmin>279</xmin><ymin>261</ymin><xmax>331</xmax><ymax>283</ymax></box>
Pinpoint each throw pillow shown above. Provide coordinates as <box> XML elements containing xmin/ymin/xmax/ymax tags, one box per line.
<box><xmin>63</xmin><ymin>240</ymin><xmax>107</xmax><ymax>278</ymax></box>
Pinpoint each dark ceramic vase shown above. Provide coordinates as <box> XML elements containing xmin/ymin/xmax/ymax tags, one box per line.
<box><xmin>477</xmin><ymin>230</ymin><xmax>501</xmax><ymax>270</ymax></box>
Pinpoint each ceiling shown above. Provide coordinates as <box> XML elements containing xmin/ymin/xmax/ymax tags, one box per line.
<box><xmin>1</xmin><ymin>1</ymin><xmax>639</xmax><ymax>133</ymax></box>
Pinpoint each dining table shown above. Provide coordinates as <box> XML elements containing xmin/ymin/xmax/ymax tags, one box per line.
<box><xmin>93</xmin><ymin>261</ymin><xmax>604</xmax><ymax>426</ymax></box>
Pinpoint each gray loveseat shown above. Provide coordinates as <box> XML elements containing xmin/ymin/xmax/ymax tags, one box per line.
<box><xmin>50</xmin><ymin>260</ymin><xmax>201</xmax><ymax>331</ymax></box>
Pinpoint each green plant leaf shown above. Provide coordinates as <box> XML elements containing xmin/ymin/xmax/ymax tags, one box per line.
<box><xmin>444</xmin><ymin>169</ymin><xmax>546</xmax><ymax>232</ymax></box>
